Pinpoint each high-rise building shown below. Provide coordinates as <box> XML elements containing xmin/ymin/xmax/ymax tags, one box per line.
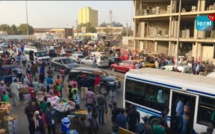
<box><xmin>78</xmin><ymin>7</ymin><xmax>98</xmax><ymax>27</ymax></box>
<box><xmin>133</xmin><ymin>0</ymin><xmax>215</xmax><ymax>62</ymax></box>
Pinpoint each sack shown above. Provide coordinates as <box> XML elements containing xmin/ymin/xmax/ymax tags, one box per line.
<box><xmin>97</xmin><ymin>97</ymin><xmax>105</xmax><ymax>106</ymax></box>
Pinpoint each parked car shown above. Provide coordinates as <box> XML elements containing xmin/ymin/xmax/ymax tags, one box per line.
<box><xmin>161</xmin><ymin>64</ymin><xmax>190</xmax><ymax>73</ymax></box>
<box><xmin>51</xmin><ymin>57</ymin><xmax>80</xmax><ymax>73</ymax></box>
<box><xmin>110</xmin><ymin>60</ymin><xmax>136</xmax><ymax>73</ymax></box>
<box><xmin>68</xmin><ymin>67</ymin><xmax>121</xmax><ymax>95</ymax></box>
<box><xmin>108</xmin><ymin>56</ymin><xmax>121</xmax><ymax>66</ymax></box>
<box><xmin>70</xmin><ymin>53</ymin><xmax>84</xmax><ymax>63</ymax></box>
<box><xmin>80</xmin><ymin>55</ymin><xmax>109</xmax><ymax>68</ymax></box>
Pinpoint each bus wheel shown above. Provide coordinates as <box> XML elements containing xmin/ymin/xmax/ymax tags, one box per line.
<box><xmin>149</xmin><ymin>117</ymin><xmax>161</xmax><ymax>127</ymax></box>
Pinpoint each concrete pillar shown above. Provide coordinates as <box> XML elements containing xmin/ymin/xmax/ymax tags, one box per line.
<box><xmin>168</xmin><ymin>42</ymin><xmax>172</xmax><ymax>56</ymax></box>
<box><xmin>197</xmin><ymin>42</ymin><xmax>202</xmax><ymax>59</ymax></box>
<box><xmin>154</xmin><ymin>42</ymin><xmax>158</xmax><ymax>52</ymax></box>
<box><xmin>200</xmin><ymin>0</ymin><xmax>206</xmax><ymax>11</ymax></box>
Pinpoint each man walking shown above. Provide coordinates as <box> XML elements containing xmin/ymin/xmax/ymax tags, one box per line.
<box><xmin>46</xmin><ymin>102</ymin><xmax>56</xmax><ymax>134</ymax></box>
<box><xmin>80</xmin><ymin>74</ymin><xmax>89</xmax><ymax>100</ymax></box>
<box><xmin>127</xmin><ymin>105</ymin><xmax>140</xmax><ymax>132</ymax></box>
<box><xmin>9</xmin><ymin>79</ymin><xmax>20</xmax><ymax>106</ymax></box>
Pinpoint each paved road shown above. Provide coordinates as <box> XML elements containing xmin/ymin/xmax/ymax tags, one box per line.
<box><xmin>9</xmin><ymin>65</ymin><xmax>124</xmax><ymax>134</ymax></box>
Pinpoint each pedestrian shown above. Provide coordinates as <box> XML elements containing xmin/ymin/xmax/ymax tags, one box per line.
<box><xmin>92</xmin><ymin>54</ymin><xmax>97</xmax><ymax>67</ymax></box>
<box><xmin>16</xmin><ymin>54</ymin><xmax>21</xmax><ymax>66</ymax></box>
<box><xmin>86</xmin><ymin>87</ymin><xmax>96</xmax><ymax>107</ymax></box>
<box><xmin>9</xmin><ymin>79</ymin><xmax>21</xmax><ymax>106</ymax></box>
<box><xmin>30</xmin><ymin>63</ymin><xmax>37</xmax><ymax>78</ymax></box>
<box><xmin>115</xmin><ymin>108</ymin><xmax>127</xmax><ymax>129</ymax></box>
<box><xmin>56</xmin><ymin>83</ymin><xmax>61</xmax><ymax>97</ymax></box>
<box><xmin>73</xmin><ymin>90</ymin><xmax>80</xmax><ymax>110</ymax></box>
<box><xmin>39</xmin><ymin>73</ymin><xmax>45</xmax><ymax>83</ymax></box>
<box><xmin>46</xmin><ymin>76</ymin><xmax>53</xmax><ymax>93</ymax></box>
<box><xmin>60</xmin><ymin>67</ymin><xmax>66</xmax><ymax>82</ymax></box>
<box><xmin>127</xmin><ymin>105</ymin><xmax>140</xmax><ymax>132</ymax></box>
<box><xmin>15</xmin><ymin>66</ymin><xmax>23</xmax><ymax>82</ymax></box>
<box><xmin>97</xmin><ymin>94</ymin><xmax>106</xmax><ymax>125</ymax></box>
<box><xmin>39</xmin><ymin>109</ymin><xmax>46</xmax><ymax>134</ymax></box>
<box><xmin>68</xmin><ymin>85</ymin><xmax>74</xmax><ymax>101</ymax></box>
<box><xmin>94</xmin><ymin>75</ymin><xmax>100</xmax><ymax>95</ymax></box>
<box><xmin>80</xmin><ymin>74</ymin><xmax>89</xmax><ymax>100</ymax></box>
<box><xmin>153</xmin><ymin>120</ymin><xmax>166</xmax><ymax>134</ymax></box>
<box><xmin>40</xmin><ymin>96</ymin><xmax>48</xmax><ymax>112</ymax></box>
<box><xmin>49</xmin><ymin>81</ymin><xmax>54</xmax><ymax>95</ymax></box>
<box><xmin>85</xmin><ymin>106</ymin><xmax>93</xmax><ymax>134</ymax></box>
<box><xmin>26</xmin><ymin>64</ymin><xmax>31</xmax><ymax>76</ymax></box>
<box><xmin>47</xmin><ymin>67</ymin><xmax>54</xmax><ymax>78</ymax></box>
<box><xmin>69</xmin><ymin>78</ymin><xmax>78</xmax><ymax>88</ymax></box>
<box><xmin>140</xmin><ymin>116</ymin><xmax>152</xmax><ymax>134</ymax></box>
<box><xmin>55</xmin><ymin>75</ymin><xmax>62</xmax><ymax>95</ymax></box>
<box><xmin>175</xmin><ymin>96</ymin><xmax>184</xmax><ymax>133</ymax></box>
<box><xmin>108</xmin><ymin>89</ymin><xmax>117</xmax><ymax>109</ymax></box>
<box><xmin>21</xmin><ymin>53</ymin><xmax>27</xmax><ymax>67</ymax></box>
<box><xmin>45</xmin><ymin>102</ymin><xmax>56</xmax><ymax>134</ymax></box>
<box><xmin>33</xmin><ymin>110</ymin><xmax>44</xmax><ymax>134</ymax></box>
<box><xmin>2</xmin><ymin>91</ymin><xmax>9</xmax><ymax>102</ymax></box>
<box><xmin>32</xmin><ymin>78</ymin><xmax>39</xmax><ymax>92</ymax></box>
<box><xmin>0</xmin><ymin>81</ymin><xmax>8</xmax><ymax>101</ymax></box>
<box><xmin>40</xmin><ymin>65</ymin><xmax>45</xmax><ymax>75</ymax></box>
<box><xmin>23</xmin><ymin>75</ymin><xmax>30</xmax><ymax>86</ymax></box>
<box><xmin>25</xmin><ymin>101</ymin><xmax>37</xmax><ymax>123</ymax></box>
<box><xmin>111</xmin><ymin>102</ymin><xmax>120</xmax><ymax>126</ymax></box>
<box><xmin>29</xmin><ymin>113</ymin><xmax>35</xmax><ymax>134</ymax></box>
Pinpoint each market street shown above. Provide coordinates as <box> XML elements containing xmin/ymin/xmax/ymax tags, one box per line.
<box><xmin>9</xmin><ymin>65</ymin><xmax>124</xmax><ymax>134</ymax></box>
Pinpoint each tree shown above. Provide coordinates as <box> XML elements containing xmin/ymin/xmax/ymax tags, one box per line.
<box><xmin>78</xmin><ymin>23</ymin><xmax>97</xmax><ymax>33</ymax></box>
<box><xmin>0</xmin><ymin>24</ymin><xmax>10</xmax><ymax>31</ymax></box>
<box><xmin>18</xmin><ymin>24</ymin><xmax>34</xmax><ymax>35</ymax></box>
<box><xmin>86</xmin><ymin>26</ymin><xmax>96</xmax><ymax>33</ymax></box>
<box><xmin>8</xmin><ymin>24</ymin><xmax>18</xmax><ymax>35</ymax></box>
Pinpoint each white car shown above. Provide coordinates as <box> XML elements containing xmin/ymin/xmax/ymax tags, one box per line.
<box><xmin>161</xmin><ymin>64</ymin><xmax>191</xmax><ymax>73</ymax></box>
<box><xmin>80</xmin><ymin>55</ymin><xmax>109</xmax><ymax>68</ymax></box>
<box><xmin>70</xmin><ymin>54</ymin><xmax>84</xmax><ymax>63</ymax></box>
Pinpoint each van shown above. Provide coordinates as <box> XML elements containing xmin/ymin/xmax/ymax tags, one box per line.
<box><xmin>24</xmin><ymin>45</ymin><xmax>50</xmax><ymax>64</ymax></box>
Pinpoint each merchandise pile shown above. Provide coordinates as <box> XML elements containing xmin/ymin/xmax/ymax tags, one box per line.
<box><xmin>47</xmin><ymin>96</ymin><xmax>75</xmax><ymax>112</ymax></box>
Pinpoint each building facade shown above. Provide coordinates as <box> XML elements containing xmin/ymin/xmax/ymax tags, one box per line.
<box><xmin>133</xmin><ymin>0</ymin><xmax>215</xmax><ymax>62</ymax></box>
<box><xmin>34</xmin><ymin>28</ymin><xmax>73</xmax><ymax>39</ymax></box>
<box><xmin>78</xmin><ymin>7</ymin><xmax>98</xmax><ymax>27</ymax></box>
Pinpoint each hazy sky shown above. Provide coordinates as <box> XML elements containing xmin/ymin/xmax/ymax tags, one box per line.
<box><xmin>0</xmin><ymin>1</ymin><xmax>134</xmax><ymax>28</ymax></box>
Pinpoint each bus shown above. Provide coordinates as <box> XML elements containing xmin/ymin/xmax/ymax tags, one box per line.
<box><xmin>123</xmin><ymin>68</ymin><xmax>215</xmax><ymax>133</ymax></box>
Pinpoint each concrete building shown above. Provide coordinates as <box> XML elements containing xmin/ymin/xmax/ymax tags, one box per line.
<box><xmin>34</xmin><ymin>28</ymin><xmax>73</xmax><ymax>39</ymax></box>
<box><xmin>133</xmin><ymin>0</ymin><xmax>215</xmax><ymax>62</ymax></box>
<box><xmin>96</xmin><ymin>22</ymin><xmax>123</xmax><ymax>40</ymax></box>
<box><xmin>78</xmin><ymin>7</ymin><xmax>98</xmax><ymax>27</ymax></box>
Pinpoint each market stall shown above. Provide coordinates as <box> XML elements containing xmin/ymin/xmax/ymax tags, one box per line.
<box><xmin>18</xmin><ymin>83</ymin><xmax>31</xmax><ymax>102</ymax></box>
<box><xmin>36</xmin><ymin>94</ymin><xmax>76</xmax><ymax>123</ymax></box>
<box><xmin>0</xmin><ymin>102</ymin><xmax>16</xmax><ymax>134</ymax></box>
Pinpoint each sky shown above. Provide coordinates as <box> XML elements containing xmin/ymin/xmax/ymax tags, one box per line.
<box><xmin>0</xmin><ymin>1</ymin><xmax>134</xmax><ymax>28</ymax></box>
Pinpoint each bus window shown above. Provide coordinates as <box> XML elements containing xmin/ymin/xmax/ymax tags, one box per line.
<box><xmin>197</xmin><ymin>96</ymin><xmax>215</xmax><ymax>126</ymax></box>
<box><xmin>125</xmin><ymin>79</ymin><xmax>170</xmax><ymax>111</ymax></box>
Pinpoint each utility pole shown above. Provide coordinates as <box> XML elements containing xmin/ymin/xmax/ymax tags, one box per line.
<box><xmin>26</xmin><ymin>0</ymin><xmax>29</xmax><ymax>36</ymax></box>
<box><xmin>109</xmin><ymin>10</ymin><xmax>112</xmax><ymax>41</ymax></box>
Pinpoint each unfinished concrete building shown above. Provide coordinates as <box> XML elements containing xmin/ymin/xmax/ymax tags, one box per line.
<box><xmin>133</xmin><ymin>0</ymin><xmax>215</xmax><ymax>62</ymax></box>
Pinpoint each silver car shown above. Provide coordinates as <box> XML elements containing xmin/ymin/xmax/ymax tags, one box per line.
<box><xmin>51</xmin><ymin>57</ymin><xmax>80</xmax><ymax>73</ymax></box>
<box><xmin>80</xmin><ymin>55</ymin><xmax>109</xmax><ymax>68</ymax></box>
<box><xmin>70</xmin><ymin>53</ymin><xmax>84</xmax><ymax>63</ymax></box>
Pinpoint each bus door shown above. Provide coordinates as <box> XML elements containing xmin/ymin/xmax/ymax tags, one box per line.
<box><xmin>170</xmin><ymin>90</ymin><xmax>197</xmax><ymax>134</ymax></box>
